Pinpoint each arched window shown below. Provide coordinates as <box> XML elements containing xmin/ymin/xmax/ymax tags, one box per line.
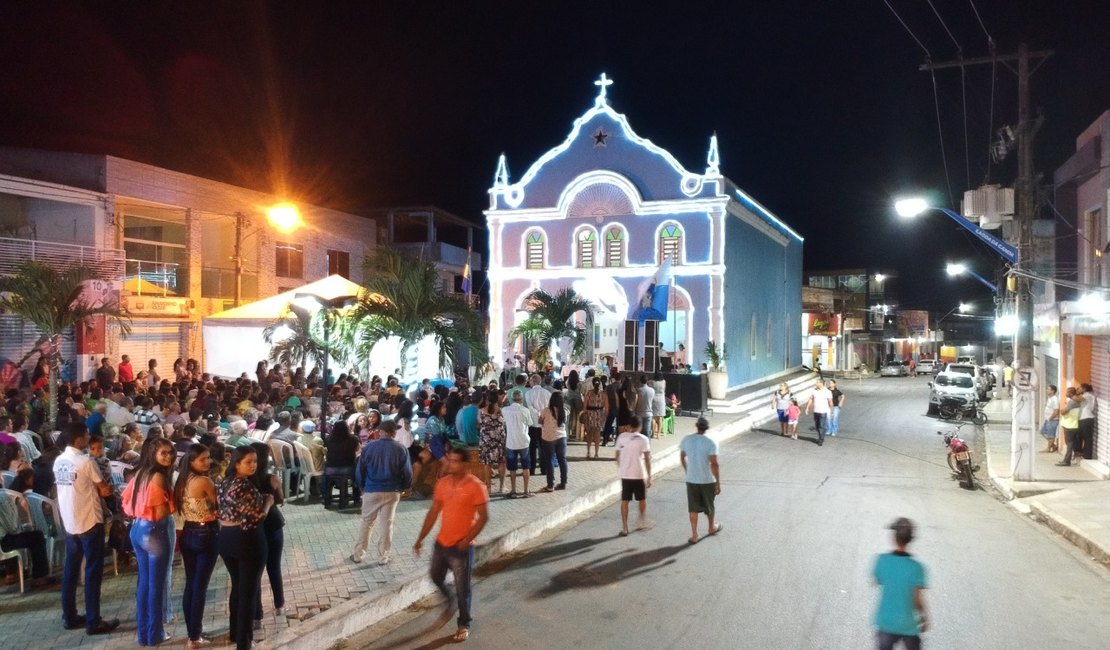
<box><xmin>605</xmin><ymin>226</ymin><xmax>625</xmax><ymax>267</ymax></box>
<box><xmin>526</xmin><ymin>230</ymin><xmax>545</xmax><ymax>269</ymax></box>
<box><xmin>659</xmin><ymin>224</ymin><xmax>683</xmax><ymax>265</ymax></box>
<box><xmin>576</xmin><ymin>229</ymin><xmax>597</xmax><ymax>268</ymax></box>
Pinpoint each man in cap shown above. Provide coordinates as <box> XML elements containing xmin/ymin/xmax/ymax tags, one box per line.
<box><xmin>873</xmin><ymin>517</ymin><xmax>928</xmax><ymax>649</ymax></box>
<box><xmin>679</xmin><ymin>417</ymin><xmax>722</xmax><ymax>544</ymax></box>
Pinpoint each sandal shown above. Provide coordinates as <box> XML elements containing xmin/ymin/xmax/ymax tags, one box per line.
<box><xmin>538</xmin><ymin>486</ymin><xmax>554</xmax><ymax>493</ymax></box>
<box><xmin>453</xmin><ymin>627</ymin><xmax>470</xmax><ymax>642</ymax></box>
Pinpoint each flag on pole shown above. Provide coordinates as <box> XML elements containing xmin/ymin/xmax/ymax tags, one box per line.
<box><xmin>461</xmin><ymin>248</ymin><xmax>472</xmax><ymax>296</ymax></box>
<box><xmin>631</xmin><ymin>258</ymin><xmax>673</xmax><ymax>322</ymax></box>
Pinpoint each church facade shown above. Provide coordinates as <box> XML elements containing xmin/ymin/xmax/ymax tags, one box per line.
<box><xmin>485</xmin><ymin>75</ymin><xmax>803</xmax><ymax>388</ymax></box>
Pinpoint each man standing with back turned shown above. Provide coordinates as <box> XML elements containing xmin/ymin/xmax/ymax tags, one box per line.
<box><xmin>680</xmin><ymin>416</ymin><xmax>722</xmax><ymax>544</ymax></box>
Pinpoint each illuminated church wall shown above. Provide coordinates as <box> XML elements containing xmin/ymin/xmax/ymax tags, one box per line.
<box><xmin>486</xmin><ymin>75</ymin><xmax>803</xmax><ymax>387</ymax></box>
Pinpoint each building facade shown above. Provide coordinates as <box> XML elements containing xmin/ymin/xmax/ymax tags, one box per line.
<box><xmin>485</xmin><ymin>76</ymin><xmax>803</xmax><ymax>387</ymax></box>
<box><xmin>0</xmin><ymin>148</ymin><xmax>373</xmax><ymax>382</ymax></box>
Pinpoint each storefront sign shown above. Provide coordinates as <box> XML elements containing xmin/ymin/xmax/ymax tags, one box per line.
<box><xmin>124</xmin><ymin>295</ymin><xmax>189</xmax><ymax>317</ymax></box>
<box><xmin>805</xmin><ymin>312</ymin><xmax>840</xmax><ymax>335</ymax></box>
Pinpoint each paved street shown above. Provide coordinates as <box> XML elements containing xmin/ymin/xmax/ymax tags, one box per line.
<box><xmin>355</xmin><ymin>377</ymin><xmax>1110</xmax><ymax>649</ymax></box>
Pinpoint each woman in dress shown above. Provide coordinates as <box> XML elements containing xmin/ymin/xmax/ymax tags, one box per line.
<box><xmin>175</xmin><ymin>443</ymin><xmax>218</xmax><ymax>649</ymax></box>
<box><xmin>218</xmin><ymin>446</ymin><xmax>274</xmax><ymax>650</ymax></box>
<box><xmin>564</xmin><ymin>370</ymin><xmax>583</xmax><ymax>441</ymax></box>
<box><xmin>147</xmin><ymin>359</ymin><xmax>161</xmax><ymax>391</ymax></box>
<box><xmin>121</xmin><ymin>437</ymin><xmax>176</xmax><ymax>646</ymax></box>
<box><xmin>650</xmin><ymin>371</ymin><xmax>667</xmax><ymax>438</ymax></box>
<box><xmin>581</xmin><ymin>377</ymin><xmax>607</xmax><ymax>459</ymax></box>
<box><xmin>771</xmin><ymin>382</ymin><xmax>792</xmax><ymax>436</ymax></box>
<box><xmin>477</xmin><ymin>393</ymin><xmax>507</xmax><ymax>494</ymax></box>
<box><xmin>250</xmin><ymin>442</ymin><xmax>286</xmax><ymax>626</ymax></box>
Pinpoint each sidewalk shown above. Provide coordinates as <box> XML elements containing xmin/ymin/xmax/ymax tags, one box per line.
<box><xmin>981</xmin><ymin>395</ymin><xmax>1110</xmax><ymax>567</ymax></box>
<box><xmin>0</xmin><ymin>370</ymin><xmax>817</xmax><ymax>649</ymax></box>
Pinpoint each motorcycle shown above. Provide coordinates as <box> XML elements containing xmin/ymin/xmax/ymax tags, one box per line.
<box><xmin>939</xmin><ymin>426</ymin><xmax>978</xmax><ymax>489</ymax></box>
<box><xmin>937</xmin><ymin>395</ymin><xmax>988</xmax><ymax>425</ymax></box>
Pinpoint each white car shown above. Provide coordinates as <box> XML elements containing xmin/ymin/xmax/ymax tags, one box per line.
<box><xmin>914</xmin><ymin>359</ymin><xmax>940</xmax><ymax>375</ymax></box>
<box><xmin>944</xmin><ymin>363</ymin><xmax>989</xmax><ymax>399</ymax></box>
<box><xmin>880</xmin><ymin>360</ymin><xmax>910</xmax><ymax>377</ymax></box>
<box><xmin>928</xmin><ymin>372</ymin><xmax>979</xmax><ymax>414</ymax></box>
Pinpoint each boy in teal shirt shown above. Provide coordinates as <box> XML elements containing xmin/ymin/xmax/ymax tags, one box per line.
<box><xmin>873</xmin><ymin>517</ymin><xmax>929</xmax><ymax>649</ymax></box>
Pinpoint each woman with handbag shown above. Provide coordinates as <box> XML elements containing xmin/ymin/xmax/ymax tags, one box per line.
<box><xmin>251</xmin><ymin>442</ymin><xmax>287</xmax><ymax>625</ymax></box>
<box><xmin>218</xmin><ymin>446</ymin><xmax>274</xmax><ymax>650</ymax></box>
<box><xmin>175</xmin><ymin>443</ymin><xmax>218</xmax><ymax>649</ymax></box>
<box><xmin>121</xmin><ymin>437</ymin><xmax>176</xmax><ymax>646</ymax></box>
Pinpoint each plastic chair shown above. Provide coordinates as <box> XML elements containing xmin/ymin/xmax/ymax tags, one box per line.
<box><xmin>108</xmin><ymin>461</ymin><xmax>130</xmax><ymax>493</ymax></box>
<box><xmin>25</xmin><ymin>493</ymin><xmax>64</xmax><ymax>573</ymax></box>
<box><xmin>0</xmin><ymin>546</ymin><xmax>25</xmax><ymax>593</ymax></box>
<box><xmin>267</xmin><ymin>440</ymin><xmax>295</xmax><ymax>498</ymax></box>
<box><xmin>662</xmin><ymin>409</ymin><xmax>675</xmax><ymax>436</ymax></box>
<box><xmin>2</xmin><ymin>488</ymin><xmax>33</xmax><ymax>530</ymax></box>
<box><xmin>1</xmin><ymin>471</ymin><xmax>14</xmax><ymax>489</ymax></box>
<box><xmin>292</xmin><ymin>441</ymin><xmax>324</xmax><ymax>502</ymax></box>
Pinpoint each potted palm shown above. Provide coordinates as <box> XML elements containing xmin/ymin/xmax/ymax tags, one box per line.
<box><xmin>703</xmin><ymin>340</ymin><xmax>729</xmax><ymax>399</ymax></box>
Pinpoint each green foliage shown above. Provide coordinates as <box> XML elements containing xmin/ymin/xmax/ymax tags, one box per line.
<box><xmin>262</xmin><ymin>302</ymin><xmax>349</xmax><ymax>371</ymax></box>
<box><xmin>508</xmin><ymin>287</ymin><xmax>598</xmax><ymax>363</ymax></box>
<box><xmin>703</xmin><ymin>340</ymin><xmax>729</xmax><ymax>371</ymax></box>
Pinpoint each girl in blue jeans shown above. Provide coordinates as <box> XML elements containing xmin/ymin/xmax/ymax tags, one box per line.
<box><xmin>122</xmin><ymin>437</ymin><xmax>177</xmax><ymax>646</ymax></box>
<box><xmin>174</xmin><ymin>443</ymin><xmax>219</xmax><ymax>649</ymax></box>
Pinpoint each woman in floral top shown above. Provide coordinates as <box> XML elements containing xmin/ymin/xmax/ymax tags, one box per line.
<box><xmin>478</xmin><ymin>393</ymin><xmax>507</xmax><ymax>494</ymax></box>
<box><xmin>217</xmin><ymin>446</ymin><xmax>273</xmax><ymax>650</ymax></box>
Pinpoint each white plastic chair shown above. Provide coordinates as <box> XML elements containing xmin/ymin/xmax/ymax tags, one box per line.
<box><xmin>1</xmin><ymin>471</ymin><xmax>14</xmax><ymax>489</ymax></box>
<box><xmin>0</xmin><ymin>546</ymin><xmax>24</xmax><ymax>593</ymax></box>
<box><xmin>267</xmin><ymin>440</ymin><xmax>295</xmax><ymax>498</ymax></box>
<box><xmin>25</xmin><ymin>493</ymin><xmax>64</xmax><ymax>573</ymax></box>
<box><xmin>292</xmin><ymin>441</ymin><xmax>324</xmax><ymax>502</ymax></box>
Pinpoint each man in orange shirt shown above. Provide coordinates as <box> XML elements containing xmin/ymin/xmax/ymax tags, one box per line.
<box><xmin>413</xmin><ymin>447</ymin><xmax>489</xmax><ymax>643</ymax></box>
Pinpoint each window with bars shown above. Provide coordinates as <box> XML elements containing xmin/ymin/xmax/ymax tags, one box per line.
<box><xmin>526</xmin><ymin>231</ymin><xmax>545</xmax><ymax>269</ymax></box>
<box><xmin>605</xmin><ymin>227</ymin><xmax>624</xmax><ymax>267</ymax></box>
<box><xmin>659</xmin><ymin>225</ymin><xmax>682</xmax><ymax>264</ymax></box>
<box><xmin>577</xmin><ymin>229</ymin><xmax>596</xmax><ymax>268</ymax></box>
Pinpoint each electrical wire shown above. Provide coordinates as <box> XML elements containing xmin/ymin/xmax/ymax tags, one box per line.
<box><xmin>985</xmin><ymin>56</ymin><xmax>998</xmax><ymax>184</ymax></box>
<box><xmin>931</xmin><ymin>70</ymin><xmax>956</xmax><ymax>208</ymax></box>
<box><xmin>926</xmin><ymin>0</ymin><xmax>962</xmax><ymax>53</ymax></box>
<box><xmin>966</xmin><ymin>0</ymin><xmax>995</xmax><ymax>47</ymax></box>
<box><xmin>961</xmin><ymin>66</ymin><xmax>971</xmax><ymax>190</ymax></box>
<box><xmin>882</xmin><ymin>0</ymin><xmax>931</xmax><ymax>57</ymax></box>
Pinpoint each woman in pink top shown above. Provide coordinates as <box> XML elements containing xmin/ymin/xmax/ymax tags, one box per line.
<box><xmin>122</xmin><ymin>437</ymin><xmax>176</xmax><ymax>646</ymax></box>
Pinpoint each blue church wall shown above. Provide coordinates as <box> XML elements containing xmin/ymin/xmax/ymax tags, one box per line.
<box><xmin>722</xmin><ymin>211</ymin><xmax>802</xmax><ymax>385</ymax></box>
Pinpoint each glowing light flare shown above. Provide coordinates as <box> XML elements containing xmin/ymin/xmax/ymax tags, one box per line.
<box><xmin>267</xmin><ymin>202</ymin><xmax>302</xmax><ymax>232</ymax></box>
<box><xmin>946</xmin><ymin>263</ymin><xmax>968</xmax><ymax>276</ymax></box>
<box><xmin>1077</xmin><ymin>292</ymin><xmax>1110</xmax><ymax>315</ymax></box>
<box><xmin>894</xmin><ymin>198</ymin><xmax>929</xmax><ymax>218</ymax></box>
<box><xmin>994</xmin><ymin>314</ymin><xmax>1018</xmax><ymax>336</ymax></box>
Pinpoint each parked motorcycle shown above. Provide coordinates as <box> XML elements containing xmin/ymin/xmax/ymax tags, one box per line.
<box><xmin>937</xmin><ymin>395</ymin><xmax>988</xmax><ymax>425</ymax></box>
<box><xmin>939</xmin><ymin>426</ymin><xmax>978</xmax><ymax>489</ymax></box>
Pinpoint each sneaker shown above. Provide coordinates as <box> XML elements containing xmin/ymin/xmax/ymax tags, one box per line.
<box><xmin>1055</xmin><ymin>461</ymin><xmax>1071</xmax><ymax>467</ymax></box>
<box><xmin>378</xmin><ymin>555</ymin><xmax>392</xmax><ymax>566</ymax></box>
<box><xmin>274</xmin><ymin>607</ymin><xmax>285</xmax><ymax>617</ymax></box>
<box><xmin>554</xmin><ymin>484</ymin><xmax>566</xmax><ymax>491</ymax></box>
<box><xmin>87</xmin><ymin>618</ymin><xmax>121</xmax><ymax>635</ymax></box>
<box><xmin>453</xmin><ymin>626</ymin><xmax>470</xmax><ymax>642</ymax></box>
<box><xmin>63</xmin><ymin>615</ymin><xmax>87</xmax><ymax>630</ymax></box>
<box><xmin>349</xmin><ymin>554</ymin><xmax>363</xmax><ymax>564</ymax></box>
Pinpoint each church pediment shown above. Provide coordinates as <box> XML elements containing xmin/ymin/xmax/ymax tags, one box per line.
<box><xmin>489</xmin><ymin>74</ymin><xmax>721</xmax><ymax>212</ymax></box>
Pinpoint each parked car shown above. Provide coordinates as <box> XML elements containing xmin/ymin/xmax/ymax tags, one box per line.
<box><xmin>928</xmin><ymin>372</ymin><xmax>979</xmax><ymax>414</ymax></box>
<box><xmin>944</xmin><ymin>363</ymin><xmax>990</xmax><ymax>399</ymax></box>
<box><xmin>880</xmin><ymin>360</ymin><xmax>910</xmax><ymax>377</ymax></box>
<box><xmin>914</xmin><ymin>358</ymin><xmax>940</xmax><ymax>375</ymax></box>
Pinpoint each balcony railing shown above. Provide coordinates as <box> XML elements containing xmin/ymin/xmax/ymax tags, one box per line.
<box><xmin>0</xmin><ymin>236</ymin><xmax>125</xmax><ymax>280</ymax></box>
<box><xmin>124</xmin><ymin>259</ymin><xmax>184</xmax><ymax>297</ymax></box>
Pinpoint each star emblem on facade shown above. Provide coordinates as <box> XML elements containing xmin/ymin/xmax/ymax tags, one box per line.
<box><xmin>593</xmin><ymin>129</ymin><xmax>609</xmax><ymax>147</ymax></box>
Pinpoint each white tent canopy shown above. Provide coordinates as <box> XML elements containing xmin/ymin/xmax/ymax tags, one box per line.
<box><xmin>202</xmin><ymin>274</ymin><xmax>446</xmax><ymax>381</ymax></box>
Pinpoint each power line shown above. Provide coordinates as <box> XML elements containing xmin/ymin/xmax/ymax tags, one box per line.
<box><xmin>926</xmin><ymin>0</ymin><xmax>963</xmax><ymax>53</ymax></box>
<box><xmin>966</xmin><ymin>0</ymin><xmax>995</xmax><ymax>48</ymax></box>
<box><xmin>930</xmin><ymin>70</ymin><xmax>956</xmax><ymax>207</ymax></box>
<box><xmin>961</xmin><ymin>66</ymin><xmax>971</xmax><ymax>190</ymax></box>
<box><xmin>882</xmin><ymin>0</ymin><xmax>931</xmax><ymax>57</ymax></box>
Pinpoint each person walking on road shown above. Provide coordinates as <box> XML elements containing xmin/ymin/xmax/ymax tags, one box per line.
<box><xmin>351</xmin><ymin>420</ymin><xmax>412</xmax><ymax>565</ymax></box>
<box><xmin>771</xmin><ymin>382</ymin><xmax>792</xmax><ymax>436</ymax></box>
<box><xmin>413</xmin><ymin>447</ymin><xmax>490</xmax><ymax>644</ymax></box>
<box><xmin>805</xmin><ymin>379</ymin><xmax>834</xmax><ymax>446</ymax></box>
<box><xmin>828</xmin><ymin>379</ymin><xmax>845</xmax><ymax>436</ymax></box>
<box><xmin>1040</xmin><ymin>385</ymin><xmax>1059</xmax><ymax>453</ymax></box>
<box><xmin>679</xmin><ymin>417</ymin><xmax>721</xmax><ymax>544</ymax></box>
<box><xmin>1056</xmin><ymin>387</ymin><xmax>1082</xmax><ymax>467</ymax></box>
<box><xmin>614</xmin><ymin>415</ymin><xmax>652</xmax><ymax>536</ymax></box>
<box><xmin>873</xmin><ymin>517</ymin><xmax>929</xmax><ymax>650</ymax></box>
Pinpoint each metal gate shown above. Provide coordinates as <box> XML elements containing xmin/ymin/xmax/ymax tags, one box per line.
<box><xmin>1089</xmin><ymin>336</ymin><xmax>1109</xmax><ymax>465</ymax></box>
<box><xmin>114</xmin><ymin>322</ymin><xmax>183</xmax><ymax>383</ymax></box>
<box><xmin>0</xmin><ymin>316</ymin><xmax>77</xmax><ymax>384</ymax></box>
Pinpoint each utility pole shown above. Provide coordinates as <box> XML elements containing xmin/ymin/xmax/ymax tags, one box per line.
<box><xmin>233</xmin><ymin>211</ymin><xmax>244</xmax><ymax>307</ymax></box>
<box><xmin>921</xmin><ymin>44</ymin><xmax>1051</xmax><ymax>482</ymax></box>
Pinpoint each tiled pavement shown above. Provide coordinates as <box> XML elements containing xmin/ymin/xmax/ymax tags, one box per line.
<box><xmin>0</xmin><ymin>391</ymin><xmax>785</xmax><ymax>649</ymax></box>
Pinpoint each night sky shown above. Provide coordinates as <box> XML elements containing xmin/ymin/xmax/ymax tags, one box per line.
<box><xmin>1</xmin><ymin>1</ymin><xmax>1108</xmax><ymax>314</ymax></box>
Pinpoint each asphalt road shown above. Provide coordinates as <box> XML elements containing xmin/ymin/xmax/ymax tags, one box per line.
<box><xmin>349</xmin><ymin>377</ymin><xmax>1110</xmax><ymax>650</ymax></box>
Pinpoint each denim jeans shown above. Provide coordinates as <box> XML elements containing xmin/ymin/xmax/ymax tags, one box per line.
<box><xmin>254</xmin><ymin>525</ymin><xmax>284</xmax><ymax>619</ymax></box>
<box><xmin>61</xmin><ymin>523</ymin><xmax>105</xmax><ymax>629</ymax></box>
<box><xmin>131</xmin><ymin>516</ymin><xmax>173</xmax><ymax>645</ymax></box>
<box><xmin>813</xmin><ymin>413</ymin><xmax>827</xmax><ymax>443</ymax></box>
<box><xmin>430</xmin><ymin>542</ymin><xmax>474</xmax><ymax>628</ymax></box>
<box><xmin>829</xmin><ymin>406</ymin><xmax>841</xmax><ymax>434</ymax></box>
<box><xmin>541</xmin><ymin>437</ymin><xmax>568</xmax><ymax>488</ymax></box>
<box><xmin>219</xmin><ymin>525</ymin><xmax>267</xmax><ymax>650</ymax></box>
<box><xmin>181</xmin><ymin>522</ymin><xmax>219</xmax><ymax>641</ymax></box>
<box><xmin>877</xmin><ymin>630</ymin><xmax>921</xmax><ymax>650</ymax></box>
<box><xmin>322</xmin><ymin>466</ymin><xmax>358</xmax><ymax>508</ymax></box>
<box><xmin>164</xmin><ymin>522</ymin><xmax>176</xmax><ymax>624</ymax></box>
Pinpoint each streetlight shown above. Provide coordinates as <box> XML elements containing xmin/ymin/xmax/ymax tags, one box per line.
<box><xmin>232</xmin><ymin>202</ymin><xmax>303</xmax><ymax>306</ymax></box>
<box><xmin>294</xmin><ymin>292</ymin><xmax>357</xmax><ymax>435</ymax></box>
<box><xmin>895</xmin><ymin>198</ymin><xmax>1017</xmax><ymax>264</ymax></box>
<box><xmin>946</xmin><ymin>262</ymin><xmax>998</xmax><ymax>293</ymax></box>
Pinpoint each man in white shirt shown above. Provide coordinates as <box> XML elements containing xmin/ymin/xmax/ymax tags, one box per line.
<box><xmin>805</xmin><ymin>379</ymin><xmax>834</xmax><ymax>447</ymax></box>
<box><xmin>11</xmin><ymin>412</ymin><xmax>41</xmax><ymax>464</ymax></box>
<box><xmin>526</xmin><ymin>374</ymin><xmax>552</xmax><ymax>475</ymax></box>
<box><xmin>614</xmin><ymin>415</ymin><xmax>652</xmax><ymax>536</ymax></box>
<box><xmin>636</xmin><ymin>375</ymin><xmax>656</xmax><ymax>433</ymax></box>
<box><xmin>53</xmin><ymin>423</ymin><xmax>120</xmax><ymax>635</ymax></box>
<box><xmin>502</xmin><ymin>391</ymin><xmax>535</xmax><ymax>497</ymax></box>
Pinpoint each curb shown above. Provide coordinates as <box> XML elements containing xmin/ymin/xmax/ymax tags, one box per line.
<box><xmin>269</xmin><ymin>411</ymin><xmax>769</xmax><ymax>649</ymax></box>
<box><xmin>1027</xmin><ymin>498</ymin><xmax>1110</xmax><ymax>568</ymax></box>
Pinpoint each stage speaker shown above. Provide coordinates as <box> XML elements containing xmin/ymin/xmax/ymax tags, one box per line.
<box><xmin>643</xmin><ymin>320</ymin><xmax>659</xmax><ymax>372</ymax></box>
<box><xmin>623</xmin><ymin>320</ymin><xmax>638</xmax><ymax>371</ymax></box>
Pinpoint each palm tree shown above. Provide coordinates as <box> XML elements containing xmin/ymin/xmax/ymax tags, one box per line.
<box><xmin>349</xmin><ymin>248</ymin><xmax>487</xmax><ymax>382</ymax></box>
<box><xmin>0</xmin><ymin>261</ymin><xmax>131</xmax><ymax>427</ymax></box>
<box><xmin>262</xmin><ymin>302</ymin><xmax>351</xmax><ymax>372</ymax></box>
<box><xmin>508</xmin><ymin>287</ymin><xmax>597</xmax><ymax>365</ymax></box>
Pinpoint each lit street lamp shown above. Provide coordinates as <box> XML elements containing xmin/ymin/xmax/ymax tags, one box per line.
<box><xmin>946</xmin><ymin>262</ymin><xmax>998</xmax><ymax>293</ymax></box>
<box><xmin>233</xmin><ymin>202</ymin><xmax>303</xmax><ymax>306</ymax></box>
<box><xmin>895</xmin><ymin>198</ymin><xmax>1017</xmax><ymax>264</ymax></box>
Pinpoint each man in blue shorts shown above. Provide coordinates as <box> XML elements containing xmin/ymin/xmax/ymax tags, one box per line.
<box><xmin>873</xmin><ymin>517</ymin><xmax>929</xmax><ymax>649</ymax></box>
<box><xmin>501</xmin><ymin>391</ymin><xmax>534</xmax><ymax>497</ymax></box>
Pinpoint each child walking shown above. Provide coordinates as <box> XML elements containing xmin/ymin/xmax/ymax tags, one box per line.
<box><xmin>787</xmin><ymin>398</ymin><xmax>800</xmax><ymax>440</ymax></box>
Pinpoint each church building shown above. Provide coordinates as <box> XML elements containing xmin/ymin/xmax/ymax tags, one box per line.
<box><xmin>485</xmin><ymin>75</ymin><xmax>803</xmax><ymax>389</ymax></box>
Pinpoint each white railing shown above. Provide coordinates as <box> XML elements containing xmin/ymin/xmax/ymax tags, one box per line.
<box><xmin>0</xmin><ymin>237</ymin><xmax>125</xmax><ymax>280</ymax></box>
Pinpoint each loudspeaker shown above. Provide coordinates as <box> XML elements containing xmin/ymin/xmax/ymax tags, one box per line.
<box><xmin>643</xmin><ymin>321</ymin><xmax>659</xmax><ymax>372</ymax></box>
<box><xmin>623</xmin><ymin>320</ymin><xmax>638</xmax><ymax>371</ymax></box>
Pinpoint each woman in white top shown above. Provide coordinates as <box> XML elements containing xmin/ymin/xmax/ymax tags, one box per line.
<box><xmin>651</xmin><ymin>371</ymin><xmax>667</xmax><ymax>438</ymax></box>
<box><xmin>538</xmin><ymin>391</ymin><xmax>568</xmax><ymax>491</ymax></box>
